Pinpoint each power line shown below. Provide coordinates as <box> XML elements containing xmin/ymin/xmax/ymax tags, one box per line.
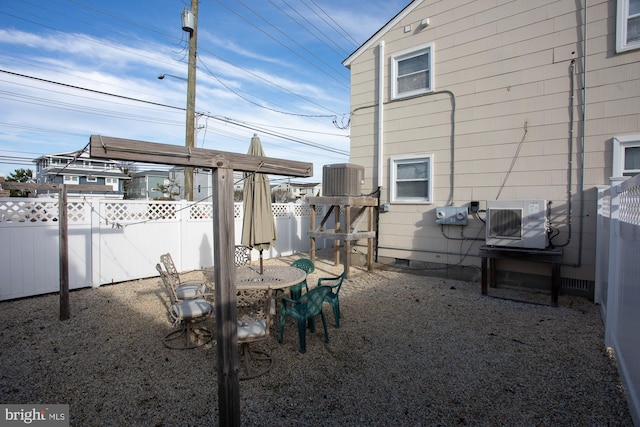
<box><xmin>234</xmin><ymin>0</ymin><xmax>350</xmax><ymax>83</ymax></box>
<box><xmin>0</xmin><ymin>69</ymin><xmax>184</xmax><ymax>112</ymax></box>
<box><xmin>1</xmin><ymin>1</ymin><xmax>350</xmax><ymax>121</ymax></box>
<box><xmin>268</xmin><ymin>0</ymin><xmax>349</xmax><ymax>57</ymax></box>
<box><xmin>194</xmin><ymin>47</ymin><xmax>346</xmax><ymax>117</ymax></box>
<box><xmin>0</xmin><ymin>69</ymin><xmax>349</xmax><ymax>157</ymax></box>
<box><xmin>307</xmin><ymin>0</ymin><xmax>361</xmax><ymax>47</ymax></box>
<box><xmin>197</xmin><ymin>56</ymin><xmax>338</xmax><ymax>119</ymax></box>
<box><xmin>215</xmin><ymin>0</ymin><xmax>349</xmax><ymax>89</ymax></box>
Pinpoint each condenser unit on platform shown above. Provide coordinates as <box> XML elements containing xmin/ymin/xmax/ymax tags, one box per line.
<box><xmin>322</xmin><ymin>164</ymin><xmax>364</xmax><ymax>196</ymax></box>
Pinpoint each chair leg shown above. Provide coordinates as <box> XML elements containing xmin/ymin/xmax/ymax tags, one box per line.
<box><xmin>333</xmin><ymin>301</ymin><xmax>340</xmax><ymax>328</ymax></box>
<box><xmin>238</xmin><ymin>342</ymin><xmax>273</xmax><ymax>380</ymax></box>
<box><xmin>164</xmin><ymin>322</ymin><xmax>213</xmax><ymax>350</ymax></box>
<box><xmin>279</xmin><ymin>312</ymin><xmax>286</xmax><ymax>344</ymax></box>
<box><xmin>296</xmin><ymin>318</ymin><xmax>307</xmax><ymax>353</ymax></box>
<box><xmin>320</xmin><ymin>312</ymin><xmax>330</xmax><ymax>343</ymax></box>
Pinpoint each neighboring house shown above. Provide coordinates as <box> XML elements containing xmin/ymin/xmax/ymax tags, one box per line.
<box><xmin>343</xmin><ymin>0</ymin><xmax>640</xmax><ymax>292</ymax></box>
<box><xmin>272</xmin><ymin>181</ymin><xmax>322</xmax><ymax>200</ymax></box>
<box><xmin>0</xmin><ymin>176</ymin><xmax>9</xmax><ymax>197</ymax></box>
<box><xmin>168</xmin><ymin>167</ymin><xmax>220</xmax><ymax>202</ymax></box>
<box><xmin>34</xmin><ymin>149</ymin><xmax>129</xmax><ymax>197</ymax></box>
<box><xmin>126</xmin><ymin>170</ymin><xmax>170</xmax><ymax>200</ymax></box>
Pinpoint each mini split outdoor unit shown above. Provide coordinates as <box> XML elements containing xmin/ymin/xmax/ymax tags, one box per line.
<box><xmin>485</xmin><ymin>200</ymin><xmax>549</xmax><ymax>249</ymax></box>
<box><xmin>322</xmin><ymin>164</ymin><xmax>364</xmax><ymax>196</ymax></box>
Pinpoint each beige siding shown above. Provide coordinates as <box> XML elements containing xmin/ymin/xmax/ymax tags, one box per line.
<box><xmin>346</xmin><ymin>0</ymin><xmax>640</xmax><ymax>283</ymax></box>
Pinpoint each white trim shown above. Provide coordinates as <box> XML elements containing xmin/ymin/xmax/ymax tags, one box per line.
<box><xmin>616</xmin><ymin>0</ymin><xmax>640</xmax><ymax>52</ymax></box>
<box><xmin>613</xmin><ymin>135</ymin><xmax>640</xmax><ymax>179</ymax></box>
<box><xmin>63</xmin><ymin>175</ymin><xmax>79</xmax><ymax>184</ymax></box>
<box><xmin>389</xmin><ymin>153</ymin><xmax>434</xmax><ymax>204</ymax></box>
<box><xmin>342</xmin><ymin>0</ymin><xmax>425</xmax><ymax>68</ymax></box>
<box><xmin>390</xmin><ymin>42</ymin><xmax>434</xmax><ymax>100</ymax></box>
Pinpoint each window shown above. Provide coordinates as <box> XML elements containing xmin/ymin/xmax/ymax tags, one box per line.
<box><xmin>63</xmin><ymin>175</ymin><xmax>79</xmax><ymax>184</ymax></box>
<box><xmin>389</xmin><ymin>154</ymin><xmax>433</xmax><ymax>203</ymax></box>
<box><xmin>391</xmin><ymin>43</ymin><xmax>434</xmax><ymax>99</ymax></box>
<box><xmin>106</xmin><ymin>177</ymin><xmax>118</xmax><ymax>191</ymax></box>
<box><xmin>617</xmin><ymin>0</ymin><xmax>640</xmax><ymax>52</ymax></box>
<box><xmin>613</xmin><ymin>135</ymin><xmax>640</xmax><ymax>178</ymax></box>
<box><xmin>86</xmin><ymin>176</ymin><xmax>97</xmax><ymax>183</ymax></box>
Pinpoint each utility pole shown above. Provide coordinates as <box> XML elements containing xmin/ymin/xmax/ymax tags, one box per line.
<box><xmin>182</xmin><ymin>0</ymin><xmax>198</xmax><ymax>201</ymax></box>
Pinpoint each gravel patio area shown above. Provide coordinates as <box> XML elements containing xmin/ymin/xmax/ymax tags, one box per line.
<box><xmin>0</xmin><ymin>252</ymin><xmax>633</xmax><ymax>426</ymax></box>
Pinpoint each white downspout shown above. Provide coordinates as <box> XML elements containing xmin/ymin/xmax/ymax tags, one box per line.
<box><xmin>377</xmin><ymin>41</ymin><xmax>385</xmax><ymax>189</ymax></box>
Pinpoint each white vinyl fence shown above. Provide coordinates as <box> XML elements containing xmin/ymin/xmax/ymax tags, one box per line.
<box><xmin>0</xmin><ymin>197</ymin><xmax>330</xmax><ymax>301</ymax></box>
<box><xmin>595</xmin><ymin>174</ymin><xmax>640</xmax><ymax>426</ymax></box>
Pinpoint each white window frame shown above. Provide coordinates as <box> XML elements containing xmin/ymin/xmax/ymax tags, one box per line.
<box><xmin>390</xmin><ymin>43</ymin><xmax>434</xmax><ymax>100</ymax></box>
<box><xmin>63</xmin><ymin>175</ymin><xmax>79</xmax><ymax>184</ymax></box>
<box><xmin>617</xmin><ymin>0</ymin><xmax>640</xmax><ymax>52</ymax></box>
<box><xmin>85</xmin><ymin>176</ymin><xmax>97</xmax><ymax>183</ymax></box>
<box><xmin>105</xmin><ymin>177</ymin><xmax>119</xmax><ymax>191</ymax></box>
<box><xmin>613</xmin><ymin>135</ymin><xmax>640</xmax><ymax>178</ymax></box>
<box><xmin>389</xmin><ymin>154</ymin><xmax>434</xmax><ymax>204</ymax></box>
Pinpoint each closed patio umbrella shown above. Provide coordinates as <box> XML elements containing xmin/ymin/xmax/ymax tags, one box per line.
<box><xmin>241</xmin><ymin>134</ymin><xmax>276</xmax><ymax>274</ymax></box>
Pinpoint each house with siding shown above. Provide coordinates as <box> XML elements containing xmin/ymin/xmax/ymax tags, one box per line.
<box><xmin>126</xmin><ymin>170</ymin><xmax>171</xmax><ymax>200</ymax></box>
<box><xmin>34</xmin><ymin>149</ymin><xmax>129</xmax><ymax>197</ymax></box>
<box><xmin>343</xmin><ymin>0</ymin><xmax>640</xmax><ymax>294</ymax></box>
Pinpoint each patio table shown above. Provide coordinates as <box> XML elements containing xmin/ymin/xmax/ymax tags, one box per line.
<box><xmin>235</xmin><ymin>265</ymin><xmax>306</xmax><ymax>292</ymax></box>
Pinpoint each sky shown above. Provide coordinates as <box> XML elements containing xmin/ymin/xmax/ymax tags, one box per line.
<box><xmin>0</xmin><ymin>0</ymin><xmax>408</xmax><ymax>183</ymax></box>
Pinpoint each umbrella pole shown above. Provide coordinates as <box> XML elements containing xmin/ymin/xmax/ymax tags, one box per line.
<box><xmin>259</xmin><ymin>249</ymin><xmax>264</xmax><ymax>275</ymax></box>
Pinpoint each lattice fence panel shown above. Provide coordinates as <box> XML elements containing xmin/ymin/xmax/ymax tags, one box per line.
<box><xmin>620</xmin><ymin>183</ymin><xmax>640</xmax><ymax>225</ymax></box>
<box><xmin>104</xmin><ymin>202</ymin><xmax>177</xmax><ymax>223</ymax></box>
<box><xmin>271</xmin><ymin>204</ymin><xmax>290</xmax><ymax>218</ymax></box>
<box><xmin>190</xmin><ymin>203</ymin><xmax>212</xmax><ymax>220</ymax></box>
<box><xmin>292</xmin><ymin>204</ymin><xmax>311</xmax><ymax>217</ymax></box>
<box><xmin>0</xmin><ymin>200</ymin><xmax>60</xmax><ymax>223</ymax></box>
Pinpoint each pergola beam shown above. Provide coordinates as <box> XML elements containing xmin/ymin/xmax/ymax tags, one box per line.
<box><xmin>89</xmin><ymin>135</ymin><xmax>313</xmax><ymax>177</ymax></box>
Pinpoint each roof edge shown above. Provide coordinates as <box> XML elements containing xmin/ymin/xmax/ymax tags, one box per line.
<box><xmin>342</xmin><ymin>0</ymin><xmax>424</xmax><ymax>68</ymax></box>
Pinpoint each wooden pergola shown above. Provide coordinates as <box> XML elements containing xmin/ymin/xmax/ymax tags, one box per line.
<box><xmin>89</xmin><ymin>134</ymin><xmax>312</xmax><ymax>426</ymax></box>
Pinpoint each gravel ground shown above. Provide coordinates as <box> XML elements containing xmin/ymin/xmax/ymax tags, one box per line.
<box><xmin>0</xmin><ymin>252</ymin><xmax>633</xmax><ymax>426</ymax></box>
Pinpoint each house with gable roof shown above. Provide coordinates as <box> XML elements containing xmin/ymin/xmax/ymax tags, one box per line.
<box><xmin>342</xmin><ymin>0</ymin><xmax>640</xmax><ymax>294</ymax></box>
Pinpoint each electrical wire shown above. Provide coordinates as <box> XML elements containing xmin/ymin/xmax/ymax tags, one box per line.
<box><xmin>307</xmin><ymin>0</ymin><xmax>360</xmax><ymax>47</ymax></box>
<box><xmin>1</xmin><ymin>1</ymin><xmax>352</xmax><ymax>125</ymax></box>
<box><xmin>197</xmin><ymin>56</ymin><xmax>339</xmax><ymax>119</ymax></box>
<box><xmin>215</xmin><ymin>0</ymin><xmax>349</xmax><ymax>89</ymax></box>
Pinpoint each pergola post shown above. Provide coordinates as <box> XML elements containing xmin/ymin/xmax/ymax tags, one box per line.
<box><xmin>211</xmin><ymin>160</ymin><xmax>240</xmax><ymax>425</ymax></box>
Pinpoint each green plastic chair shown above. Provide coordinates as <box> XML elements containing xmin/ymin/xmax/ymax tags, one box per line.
<box><xmin>317</xmin><ymin>272</ymin><xmax>346</xmax><ymax>328</ymax></box>
<box><xmin>289</xmin><ymin>258</ymin><xmax>315</xmax><ymax>300</ymax></box>
<box><xmin>279</xmin><ymin>285</ymin><xmax>330</xmax><ymax>353</ymax></box>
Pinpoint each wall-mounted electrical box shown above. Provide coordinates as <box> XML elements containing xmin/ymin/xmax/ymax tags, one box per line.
<box><xmin>435</xmin><ymin>206</ymin><xmax>469</xmax><ymax>225</ymax></box>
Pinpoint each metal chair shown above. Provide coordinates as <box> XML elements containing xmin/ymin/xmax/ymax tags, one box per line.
<box><xmin>236</xmin><ymin>288</ymin><xmax>273</xmax><ymax>379</ymax></box>
<box><xmin>279</xmin><ymin>286</ymin><xmax>331</xmax><ymax>353</ymax></box>
<box><xmin>159</xmin><ymin>253</ymin><xmax>211</xmax><ymax>300</ymax></box>
<box><xmin>288</xmin><ymin>258</ymin><xmax>314</xmax><ymax>300</ymax></box>
<box><xmin>317</xmin><ymin>272</ymin><xmax>346</xmax><ymax>328</ymax></box>
<box><xmin>156</xmin><ymin>264</ymin><xmax>214</xmax><ymax>350</ymax></box>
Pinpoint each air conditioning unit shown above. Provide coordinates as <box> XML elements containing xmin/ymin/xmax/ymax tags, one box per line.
<box><xmin>322</xmin><ymin>164</ymin><xmax>364</xmax><ymax>196</ymax></box>
<box><xmin>485</xmin><ymin>200</ymin><xmax>549</xmax><ymax>249</ymax></box>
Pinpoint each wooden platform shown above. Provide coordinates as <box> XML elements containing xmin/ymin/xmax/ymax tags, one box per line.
<box><xmin>307</xmin><ymin>196</ymin><xmax>377</xmax><ymax>277</ymax></box>
<box><xmin>479</xmin><ymin>245</ymin><xmax>563</xmax><ymax>306</ymax></box>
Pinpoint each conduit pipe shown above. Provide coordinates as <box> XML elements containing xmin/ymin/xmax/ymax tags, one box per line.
<box><xmin>377</xmin><ymin>41</ymin><xmax>385</xmax><ymax>189</ymax></box>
